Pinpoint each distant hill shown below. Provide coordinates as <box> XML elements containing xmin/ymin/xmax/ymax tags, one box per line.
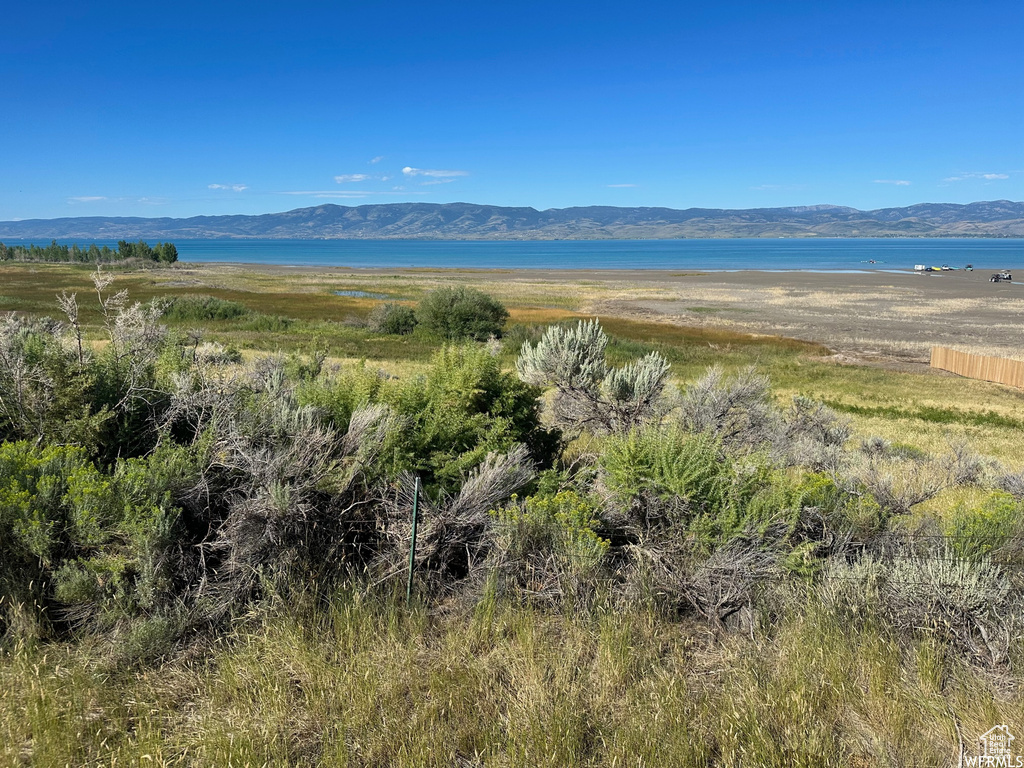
<box><xmin>3</xmin><ymin>200</ymin><xmax>1024</xmax><ymax>240</ymax></box>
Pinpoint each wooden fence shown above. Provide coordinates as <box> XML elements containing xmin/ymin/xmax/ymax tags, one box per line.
<box><xmin>930</xmin><ymin>346</ymin><xmax>1024</xmax><ymax>388</ymax></box>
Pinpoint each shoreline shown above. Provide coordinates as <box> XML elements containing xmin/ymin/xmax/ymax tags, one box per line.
<box><xmin>160</xmin><ymin>262</ymin><xmax>1024</xmax><ymax>364</ymax></box>
<box><xmin>173</xmin><ymin>260</ymin><xmax>1020</xmax><ymax>285</ymax></box>
<box><xmin>180</xmin><ymin>261</ymin><xmax>928</xmax><ymax>273</ymax></box>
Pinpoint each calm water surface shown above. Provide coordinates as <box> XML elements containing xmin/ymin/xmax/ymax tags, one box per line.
<box><xmin>7</xmin><ymin>238</ymin><xmax>1024</xmax><ymax>271</ymax></box>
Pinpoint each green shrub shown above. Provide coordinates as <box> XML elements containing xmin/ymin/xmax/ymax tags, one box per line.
<box><xmin>298</xmin><ymin>363</ymin><xmax>394</xmax><ymax>431</ymax></box>
<box><xmin>600</xmin><ymin>426</ymin><xmax>828</xmax><ymax>547</ymax></box>
<box><xmin>601</xmin><ymin>427</ymin><xmax>732</xmax><ymax>515</ymax></box>
<box><xmin>399</xmin><ymin>345</ymin><xmax>559</xmax><ymax>491</ymax></box>
<box><xmin>0</xmin><ymin>315</ymin><xmax>109</xmax><ymax>451</ymax></box>
<box><xmin>299</xmin><ymin>345</ymin><xmax>560</xmax><ymax>494</ymax></box>
<box><xmin>416</xmin><ymin>286</ymin><xmax>509</xmax><ymax>341</ymax></box>
<box><xmin>283</xmin><ymin>340</ymin><xmax>329</xmax><ymax>381</ymax></box>
<box><xmin>368</xmin><ymin>302</ymin><xmax>418</xmax><ymax>335</ymax></box>
<box><xmin>0</xmin><ymin>442</ymin><xmax>117</xmax><ymax>640</ymax></box>
<box><xmin>236</xmin><ymin>313</ymin><xmax>294</xmax><ymax>332</ymax></box>
<box><xmin>946</xmin><ymin>491</ymin><xmax>1023</xmax><ymax>559</ymax></box>
<box><xmin>493</xmin><ymin>490</ymin><xmax>609</xmax><ymax>575</ymax></box>
<box><xmin>0</xmin><ymin>436</ymin><xmax>201</xmax><ymax>644</ymax></box>
<box><xmin>163</xmin><ymin>294</ymin><xmax>249</xmax><ymax>322</ymax></box>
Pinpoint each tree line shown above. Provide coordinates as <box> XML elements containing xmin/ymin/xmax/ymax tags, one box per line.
<box><xmin>0</xmin><ymin>239</ymin><xmax>178</xmax><ymax>263</ymax></box>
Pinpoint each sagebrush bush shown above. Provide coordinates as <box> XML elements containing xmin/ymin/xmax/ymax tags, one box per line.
<box><xmin>193</xmin><ymin>341</ymin><xmax>243</xmax><ymax>365</ymax></box>
<box><xmin>0</xmin><ymin>313</ymin><xmax>108</xmax><ymax>451</ymax></box>
<box><xmin>416</xmin><ymin>286</ymin><xmax>509</xmax><ymax>341</ymax></box>
<box><xmin>517</xmin><ymin>319</ymin><xmax>671</xmax><ymax>434</ymax></box>
<box><xmin>676</xmin><ymin>365</ymin><xmax>778</xmax><ymax>449</ymax></box>
<box><xmin>821</xmin><ymin>549</ymin><xmax>1018</xmax><ymax>665</ymax></box>
<box><xmin>841</xmin><ymin>440</ymin><xmax>983</xmax><ymax>522</ymax></box>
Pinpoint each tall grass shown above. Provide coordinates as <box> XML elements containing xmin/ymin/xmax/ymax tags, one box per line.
<box><xmin>2</xmin><ymin>588</ymin><xmax>1019</xmax><ymax>766</ymax></box>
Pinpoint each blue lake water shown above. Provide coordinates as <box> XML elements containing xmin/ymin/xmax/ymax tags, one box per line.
<box><xmin>6</xmin><ymin>238</ymin><xmax>1024</xmax><ymax>271</ymax></box>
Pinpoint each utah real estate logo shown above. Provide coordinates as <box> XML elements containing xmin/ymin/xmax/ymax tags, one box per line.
<box><xmin>968</xmin><ymin>725</ymin><xmax>1023</xmax><ymax>767</ymax></box>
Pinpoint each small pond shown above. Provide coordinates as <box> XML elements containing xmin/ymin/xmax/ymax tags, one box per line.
<box><xmin>334</xmin><ymin>290</ymin><xmax>389</xmax><ymax>299</ymax></box>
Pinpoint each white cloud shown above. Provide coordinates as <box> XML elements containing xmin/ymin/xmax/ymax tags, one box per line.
<box><xmin>370</xmin><ymin>156</ymin><xmax>384</xmax><ymax>164</ymax></box>
<box><xmin>68</xmin><ymin>196</ymin><xmax>107</xmax><ymax>203</ymax></box>
<box><xmin>334</xmin><ymin>174</ymin><xmax>371</xmax><ymax>183</ymax></box>
<box><xmin>402</xmin><ymin>166</ymin><xmax>469</xmax><ymax>178</ymax></box>
<box><xmin>944</xmin><ymin>172</ymin><xmax>1010</xmax><ymax>182</ymax></box>
<box><xmin>421</xmin><ymin>178</ymin><xmax>459</xmax><ymax>185</ymax></box>
<box><xmin>209</xmin><ymin>183</ymin><xmax>248</xmax><ymax>191</ymax></box>
<box><xmin>606</xmin><ymin>183</ymin><xmax>636</xmax><ymax>188</ymax></box>
<box><xmin>873</xmin><ymin>179</ymin><xmax>911</xmax><ymax>186</ymax></box>
<box><xmin>138</xmin><ymin>197</ymin><xmax>169</xmax><ymax>205</ymax></box>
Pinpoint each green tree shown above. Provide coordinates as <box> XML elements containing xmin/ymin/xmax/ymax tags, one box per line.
<box><xmin>156</xmin><ymin>242</ymin><xmax>178</xmax><ymax>263</ymax></box>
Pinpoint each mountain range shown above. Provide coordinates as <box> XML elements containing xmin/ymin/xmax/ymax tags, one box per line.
<box><xmin>3</xmin><ymin>200</ymin><xmax>1024</xmax><ymax>240</ymax></box>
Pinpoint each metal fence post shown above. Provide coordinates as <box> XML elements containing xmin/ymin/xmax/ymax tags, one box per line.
<box><xmin>406</xmin><ymin>476</ymin><xmax>420</xmax><ymax>605</ymax></box>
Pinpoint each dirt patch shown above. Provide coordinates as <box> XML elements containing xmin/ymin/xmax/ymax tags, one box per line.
<box><xmin>579</xmin><ymin>270</ymin><xmax>1024</xmax><ymax>363</ymax></box>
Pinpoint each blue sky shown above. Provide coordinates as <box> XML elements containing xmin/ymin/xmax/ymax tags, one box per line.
<box><xmin>2</xmin><ymin>0</ymin><xmax>1022</xmax><ymax>219</ymax></box>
